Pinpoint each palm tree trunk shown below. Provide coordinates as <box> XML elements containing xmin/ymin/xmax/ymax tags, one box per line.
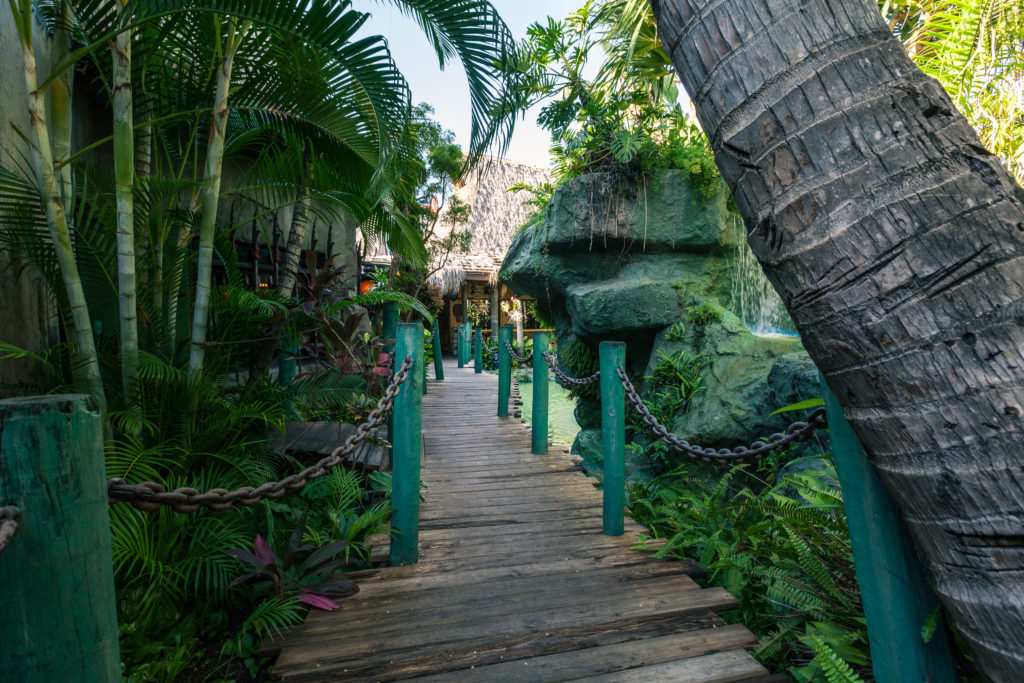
<box><xmin>188</xmin><ymin>20</ymin><xmax>245</xmax><ymax>377</ymax></box>
<box><xmin>112</xmin><ymin>4</ymin><xmax>139</xmax><ymax>398</ymax></box>
<box><xmin>12</xmin><ymin>12</ymin><xmax>107</xmax><ymax>412</ymax></box>
<box><xmin>276</xmin><ymin>149</ymin><xmax>313</xmax><ymax>297</ymax></box>
<box><xmin>651</xmin><ymin>1</ymin><xmax>1024</xmax><ymax>679</ymax></box>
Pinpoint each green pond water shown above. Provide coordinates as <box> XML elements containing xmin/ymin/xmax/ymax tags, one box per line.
<box><xmin>517</xmin><ymin>377</ymin><xmax>581</xmax><ymax>448</ymax></box>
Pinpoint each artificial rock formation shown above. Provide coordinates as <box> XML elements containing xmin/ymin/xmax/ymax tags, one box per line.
<box><xmin>501</xmin><ymin>170</ymin><xmax>821</xmax><ymax>469</ymax></box>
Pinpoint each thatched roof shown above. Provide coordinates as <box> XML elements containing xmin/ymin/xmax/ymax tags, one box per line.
<box><xmin>363</xmin><ymin>157</ymin><xmax>551</xmax><ymax>296</ymax></box>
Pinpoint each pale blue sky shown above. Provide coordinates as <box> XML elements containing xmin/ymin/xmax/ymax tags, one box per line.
<box><xmin>360</xmin><ymin>1</ymin><xmax>585</xmax><ymax>168</ymax></box>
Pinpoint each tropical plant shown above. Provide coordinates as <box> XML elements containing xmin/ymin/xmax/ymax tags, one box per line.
<box><xmin>629</xmin><ymin>459</ymin><xmax>869</xmax><ymax>680</ymax></box>
<box><xmin>651</xmin><ymin>0</ymin><xmax>1024</xmax><ymax>677</ymax></box>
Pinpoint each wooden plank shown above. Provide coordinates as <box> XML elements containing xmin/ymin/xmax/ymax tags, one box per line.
<box><xmin>575</xmin><ymin>649</ymin><xmax>769</xmax><ymax>683</ymax></box>
<box><xmin>407</xmin><ymin>624</ymin><xmax>757</xmax><ymax>682</ymax></box>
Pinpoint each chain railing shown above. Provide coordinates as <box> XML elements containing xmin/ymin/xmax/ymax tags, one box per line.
<box><xmin>543</xmin><ymin>351</ymin><xmax>600</xmax><ymax>387</ymax></box>
<box><xmin>504</xmin><ymin>339</ymin><xmax>531</xmax><ymax>365</ymax></box>
<box><xmin>107</xmin><ymin>356</ymin><xmax>414</xmax><ymax>513</ymax></box>
<box><xmin>616</xmin><ymin>366</ymin><xmax>826</xmax><ymax>464</ymax></box>
<box><xmin>0</xmin><ymin>505</ymin><xmax>20</xmax><ymax>556</ymax></box>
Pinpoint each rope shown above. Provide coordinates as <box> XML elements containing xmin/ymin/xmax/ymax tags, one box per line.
<box><xmin>617</xmin><ymin>366</ymin><xmax>826</xmax><ymax>463</ymax></box>
<box><xmin>503</xmin><ymin>339</ymin><xmax>531</xmax><ymax>365</ymax></box>
<box><xmin>0</xmin><ymin>506</ymin><xmax>20</xmax><ymax>556</ymax></box>
<box><xmin>543</xmin><ymin>351</ymin><xmax>600</xmax><ymax>387</ymax></box>
<box><xmin>107</xmin><ymin>356</ymin><xmax>415</xmax><ymax>513</ymax></box>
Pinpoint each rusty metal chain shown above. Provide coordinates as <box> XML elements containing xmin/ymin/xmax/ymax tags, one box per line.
<box><xmin>503</xmin><ymin>339</ymin><xmax>531</xmax><ymax>365</ymax></box>
<box><xmin>0</xmin><ymin>506</ymin><xmax>20</xmax><ymax>556</ymax></box>
<box><xmin>107</xmin><ymin>357</ymin><xmax>414</xmax><ymax>513</ymax></box>
<box><xmin>543</xmin><ymin>351</ymin><xmax>600</xmax><ymax>387</ymax></box>
<box><xmin>617</xmin><ymin>367</ymin><xmax>826</xmax><ymax>463</ymax></box>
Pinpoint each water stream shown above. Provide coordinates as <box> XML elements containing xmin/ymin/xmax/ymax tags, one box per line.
<box><xmin>727</xmin><ymin>214</ymin><xmax>798</xmax><ymax>337</ymax></box>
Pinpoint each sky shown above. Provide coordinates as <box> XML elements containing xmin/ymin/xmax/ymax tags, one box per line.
<box><xmin>359</xmin><ymin>1</ymin><xmax>585</xmax><ymax>169</ymax></box>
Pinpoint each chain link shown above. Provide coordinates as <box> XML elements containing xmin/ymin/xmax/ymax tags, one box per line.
<box><xmin>107</xmin><ymin>357</ymin><xmax>415</xmax><ymax>513</ymax></box>
<box><xmin>0</xmin><ymin>506</ymin><xmax>20</xmax><ymax>556</ymax></box>
<box><xmin>543</xmin><ymin>351</ymin><xmax>600</xmax><ymax>387</ymax></box>
<box><xmin>503</xmin><ymin>339</ymin><xmax>531</xmax><ymax>365</ymax></box>
<box><xmin>617</xmin><ymin>367</ymin><xmax>826</xmax><ymax>463</ymax></box>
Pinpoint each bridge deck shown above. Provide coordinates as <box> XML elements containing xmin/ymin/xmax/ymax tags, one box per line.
<box><xmin>271</xmin><ymin>358</ymin><xmax>775</xmax><ymax>682</ymax></box>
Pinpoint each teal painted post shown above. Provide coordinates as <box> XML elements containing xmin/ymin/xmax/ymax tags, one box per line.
<box><xmin>820</xmin><ymin>374</ymin><xmax>955</xmax><ymax>683</ymax></box>
<box><xmin>531</xmin><ymin>331</ymin><xmax>549</xmax><ymax>454</ymax></box>
<box><xmin>600</xmin><ymin>342</ymin><xmax>626</xmax><ymax>536</ymax></box>
<box><xmin>497</xmin><ymin>324</ymin><xmax>512</xmax><ymax>418</ymax></box>
<box><xmin>474</xmin><ymin>328</ymin><xmax>483</xmax><ymax>373</ymax></box>
<box><xmin>391</xmin><ymin>324</ymin><xmax>424</xmax><ymax>566</ymax></box>
<box><xmin>0</xmin><ymin>396</ymin><xmax>120</xmax><ymax>681</ymax></box>
<box><xmin>278</xmin><ymin>327</ymin><xmax>297</xmax><ymax>385</ymax></box>
<box><xmin>383</xmin><ymin>302</ymin><xmax>399</xmax><ymax>443</ymax></box>
<box><xmin>431</xmin><ymin>318</ymin><xmax>444</xmax><ymax>380</ymax></box>
<box><xmin>457</xmin><ymin>323</ymin><xmax>466</xmax><ymax>368</ymax></box>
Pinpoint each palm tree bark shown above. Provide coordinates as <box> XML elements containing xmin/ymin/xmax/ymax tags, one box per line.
<box><xmin>112</xmin><ymin>3</ymin><xmax>139</xmax><ymax>398</ymax></box>
<box><xmin>10</xmin><ymin>1</ymin><xmax>107</xmax><ymax>413</ymax></box>
<box><xmin>188</xmin><ymin>20</ymin><xmax>246</xmax><ymax>377</ymax></box>
<box><xmin>650</xmin><ymin>1</ymin><xmax>1024</xmax><ymax>679</ymax></box>
<box><xmin>276</xmin><ymin>149</ymin><xmax>313</xmax><ymax>297</ymax></box>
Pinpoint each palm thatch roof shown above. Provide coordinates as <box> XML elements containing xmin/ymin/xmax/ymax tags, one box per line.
<box><xmin>363</xmin><ymin>157</ymin><xmax>550</xmax><ymax>296</ymax></box>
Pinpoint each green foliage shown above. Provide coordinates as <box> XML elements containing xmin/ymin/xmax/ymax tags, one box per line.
<box><xmin>647</xmin><ymin>349</ymin><xmax>706</xmax><ymax>421</ymax></box>
<box><xmin>687</xmin><ymin>301</ymin><xmax>723</xmax><ymax>326</ymax></box>
<box><xmin>665</xmin><ymin>321</ymin><xmax>687</xmax><ymax>341</ymax></box>
<box><xmin>557</xmin><ymin>336</ymin><xmax>599</xmax><ymax>400</ymax></box>
<box><xmin>628</xmin><ymin>458</ymin><xmax>871</xmax><ymax>680</ymax></box>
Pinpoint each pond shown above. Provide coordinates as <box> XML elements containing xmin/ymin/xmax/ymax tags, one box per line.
<box><xmin>516</xmin><ymin>377</ymin><xmax>581</xmax><ymax>448</ymax></box>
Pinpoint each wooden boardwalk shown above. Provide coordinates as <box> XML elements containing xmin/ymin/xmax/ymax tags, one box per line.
<box><xmin>271</xmin><ymin>358</ymin><xmax>776</xmax><ymax>682</ymax></box>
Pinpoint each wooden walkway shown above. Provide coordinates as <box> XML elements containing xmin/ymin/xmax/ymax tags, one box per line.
<box><xmin>270</xmin><ymin>359</ymin><xmax>777</xmax><ymax>682</ymax></box>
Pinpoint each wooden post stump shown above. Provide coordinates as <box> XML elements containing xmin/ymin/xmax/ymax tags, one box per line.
<box><xmin>531</xmin><ymin>331</ymin><xmax>549</xmax><ymax>455</ymax></box>
<box><xmin>0</xmin><ymin>395</ymin><xmax>121</xmax><ymax>681</ymax></box>
<box><xmin>497</xmin><ymin>325</ymin><xmax>512</xmax><ymax>418</ymax></box>
<box><xmin>600</xmin><ymin>342</ymin><xmax>626</xmax><ymax>536</ymax></box>
<box><xmin>391</xmin><ymin>324</ymin><xmax>424</xmax><ymax>566</ymax></box>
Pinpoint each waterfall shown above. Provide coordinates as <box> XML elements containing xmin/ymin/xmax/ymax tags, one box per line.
<box><xmin>727</xmin><ymin>215</ymin><xmax>798</xmax><ymax>337</ymax></box>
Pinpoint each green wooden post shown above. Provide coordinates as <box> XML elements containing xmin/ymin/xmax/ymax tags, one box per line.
<box><xmin>383</xmin><ymin>302</ymin><xmax>399</xmax><ymax>443</ymax></box>
<box><xmin>431</xmin><ymin>318</ymin><xmax>444</xmax><ymax>380</ymax></box>
<box><xmin>531</xmin><ymin>331</ymin><xmax>549</xmax><ymax>455</ymax></box>
<box><xmin>820</xmin><ymin>374</ymin><xmax>955</xmax><ymax>683</ymax></box>
<box><xmin>457</xmin><ymin>322</ymin><xmax>466</xmax><ymax>368</ymax></box>
<box><xmin>391</xmin><ymin>324</ymin><xmax>424</xmax><ymax>566</ymax></box>
<box><xmin>497</xmin><ymin>324</ymin><xmax>512</xmax><ymax>418</ymax></box>
<box><xmin>474</xmin><ymin>328</ymin><xmax>483</xmax><ymax>374</ymax></box>
<box><xmin>600</xmin><ymin>342</ymin><xmax>626</xmax><ymax>536</ymax></box>
<box><xmin>0</xmin><ymin>395</ymin><xmax>121</xmax><ymax>681</ymax></box>
<box><xmin>278</xmin><ymin>325</ymin><xmax>297</xmax><ymax>385</ymax></box>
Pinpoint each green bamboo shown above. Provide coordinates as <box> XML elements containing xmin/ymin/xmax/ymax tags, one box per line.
<box><xmin>600</xmin><ymin>341</ymin><xmax>626</xmax><ymax>536</ymax></box>
<box><xmin>278</xmin><ymin>325</ymin><xmax>297</xmax><ymax>385</ymax></box>
<box><xmin>531</xmin><ymin>331</ymin><xmax>549</xmax><ymax>454</ymax></box>
<box><xmin>431</xmin><ymin>318</ymin><xmax>444</xmax><ymax>380</ymax></box>
<box><xmin>0</xmin><ymin>395</ymin><xmax>120</xmax><ymax>681</ymax></box>
<box><xmin>820</xmin><ymin>374</ymin><xmax>955</xmax><ymax>682</ymax></box>
<box><xmin>497</xmin><ymin>324</ymin><xmax>512</xmax><ymax>418</ymax></box>
<box><xmin>474</xmin><ymin>327</ymin><xmax>483</xmax><ymax>373</ymax></box>
<box><xmin>390</xmin><ymin>323</ymin><xmax>423</xmax><ymax>566</ymax></box>
<box><xmin>188</xmin><ymin>19</ymin><xmax>247</xmax><ymax>377</ymax></box>
<box><xmin>11</xmin><ymin>8</ymin><xmax>106</xmax><ymax>412</ymax></box>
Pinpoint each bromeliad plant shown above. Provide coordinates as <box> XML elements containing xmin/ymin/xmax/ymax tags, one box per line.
<box><xmin>228</xmin><ymin>513</ymin><xmax>360</xmax><ymax>612</ymax></box>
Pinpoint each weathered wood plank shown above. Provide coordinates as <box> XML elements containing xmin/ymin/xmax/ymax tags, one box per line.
<box><xmin>575</xmin><ymin>649</ymin><xmax>769</xmax><ymax>682</ymax></box>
